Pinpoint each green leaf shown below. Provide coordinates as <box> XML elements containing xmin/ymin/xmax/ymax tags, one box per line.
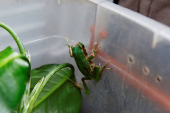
<box><xmin>0</xmin><ymin>46</ymin><xmax>30</xmax><ymax>113</ymax></box>
<box><xmin>31</xmin><ymin>64</ymin><xmax>81</xmax><ymax>113</ymax></box>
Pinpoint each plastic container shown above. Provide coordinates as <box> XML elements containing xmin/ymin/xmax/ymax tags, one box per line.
<box><xmin>1</xmin><ymin>0</ymin><xmax>170</xmax><ymax>113</ymax></box>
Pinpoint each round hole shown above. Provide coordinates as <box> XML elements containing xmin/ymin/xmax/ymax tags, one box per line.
<box><xmin>155</xmin><ymin>76</ymin><xmax>162</xmax><ymax>83</ymax></box>
<box><xmin>129</xmin><ymin>57</ymin><xmax>132</xmax><ymax>62</ymax></box>
<box><xmin>142</xmin><ymin>67</ymin><xmax>149</xmax><ymax>75</ymax></box>
<box><xmin>127</xmin><ymin>55</ymin><xmax>135</xmax><ymax>64</ymax></box>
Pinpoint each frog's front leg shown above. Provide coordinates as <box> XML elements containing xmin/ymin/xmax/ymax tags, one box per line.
<box><xmin>93</xmin><ymin>60</ymin><xmax>110</xmax><ymax>82</ymax></box>
<box><xmin>65</xmin><ymin>38</ymin><xmax>73</xmax><ymax>57</ymax></box>
<box><xmin>87</xmin><ymin>42</ymin><xmax>101</xmax><ymax>61</ymax></box>
<box><xmin>68</xmin><ymin>45</ymin><xmax>73</xmax><ymax>57</ymax></box>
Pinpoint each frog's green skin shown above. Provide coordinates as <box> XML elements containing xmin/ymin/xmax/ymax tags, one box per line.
<box><xmin>67</xmin><ymin>42</ymin><xmax>110</xmax><ymax>94</ymax></box>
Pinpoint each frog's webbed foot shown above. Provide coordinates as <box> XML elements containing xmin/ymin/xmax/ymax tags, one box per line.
<box><xmin>101</xmin><ymin>60</ymin><xmax>111</xmax><ymax>70</ymax></box>
<box><xmin>87</xmin><ymin>42</ymin><xmax>101</xmax><ymax>61</ymax></box>
<box><xmin>65</xmin><ymin>37</ymin><xmax>74</xmax><ymax>57</ymax></box>
<box><xmin>65</xmin><ymin>44</ymin><xmax>70</xmax><ymax>47</ymax></box>
<box><xmin>95</xmin><ymin>60</ymin><xmax>111</xmax><ymax>82</ymax></box>
<box><xmin>68</xmin><ymin>78</ymin><xmax>85</xmax><ymax>92</ymax></box>
<box><xmin>92</xmin><ymin>42</ymin><xmax>101</xmax><ymax>54</ymax></box>
<box><xmin>65</xmin><ymin>37</ymin><xmax>71</xmax><ymax>47</ymax></box>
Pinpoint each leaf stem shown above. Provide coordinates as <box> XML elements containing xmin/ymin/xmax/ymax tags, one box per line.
<box><xmin>0</xmin><ymin>22</ymin><xmax>26</xmax><ymax>55</ymax></box>
<box><xmin>0</xmin><ymin>22</ymin><xmax>31</xmax><ymax>113</ymax></box>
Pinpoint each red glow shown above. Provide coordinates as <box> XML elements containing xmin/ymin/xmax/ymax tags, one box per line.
<box><xmin>89</xmin><ymin>25</ymin><xmax>170</xmax><ymax>112</ymax></box>
<box><xmin>98</xmin><ymin>50</ymin><xmax>170</xmax><ymax>112</ymax></box>
<box><xmin>99</xmin><ymin>31</ymin><xmax>107</xmax><ymax>39</ymax></box>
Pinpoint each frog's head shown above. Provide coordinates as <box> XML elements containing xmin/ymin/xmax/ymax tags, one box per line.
<box><xmin>77</xmin><ymin>42</ymin><xmax>88</xmax><ymax>57</ymax></box>
<box><xmin>77</xmin><ymin>42</ymin><xmax>85</xmax><ymax>49</ymax></box>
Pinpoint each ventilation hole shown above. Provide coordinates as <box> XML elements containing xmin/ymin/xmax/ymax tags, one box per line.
<box><xmin>129</xmin><ymin>57</ymin><xmax>132</xmax><ymax>62</ymax></box>
<box><xmin>127</xmin><ymin>55</ymin><xmax>135</xmax><ymax>64</ymax></box>
<box><xmin>143</xmin><ymin>67</ymin><xmax>149</xmax><ymax>75</ymax></box>
<box><xmin>155</xmin><ymin>76</ymin><xmax>162</xmax><ymax>83</ymax></box>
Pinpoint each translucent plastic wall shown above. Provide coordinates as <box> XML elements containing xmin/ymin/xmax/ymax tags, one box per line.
<box><xmin>82</xmin><ymin>1</ymin><xmax>170</xmax><ymax>113</ymax></box>
<box><xmin>0</xmin><ymin>0</ymin><xmax>170</xmax><ymax>113</ymax></box>
<box><xmin>0</xmin><ymin>0</ymin><xmax>96</xmax><ymax>50</ymax></box>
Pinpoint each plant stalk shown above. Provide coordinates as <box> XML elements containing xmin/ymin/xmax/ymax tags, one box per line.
<box><xmin>0</xmin><ymin>22</ymin><xmax>26</xmax><ymax>55</ymax></box>
<box><xmin>0</xmin><ymin>22</ymin><xmax>31</xmax><ymax>113</ymax></box>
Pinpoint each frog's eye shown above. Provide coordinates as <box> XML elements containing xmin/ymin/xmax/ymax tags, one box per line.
<box><xmin>78</xmin><ymin>42</ymin><xmax>85</xmax><ymax>49</ymax></box>
<box><xmin>82</xmin><ymin>45</ymin><xmax>84</xmax><ymax>49</ymax></box>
